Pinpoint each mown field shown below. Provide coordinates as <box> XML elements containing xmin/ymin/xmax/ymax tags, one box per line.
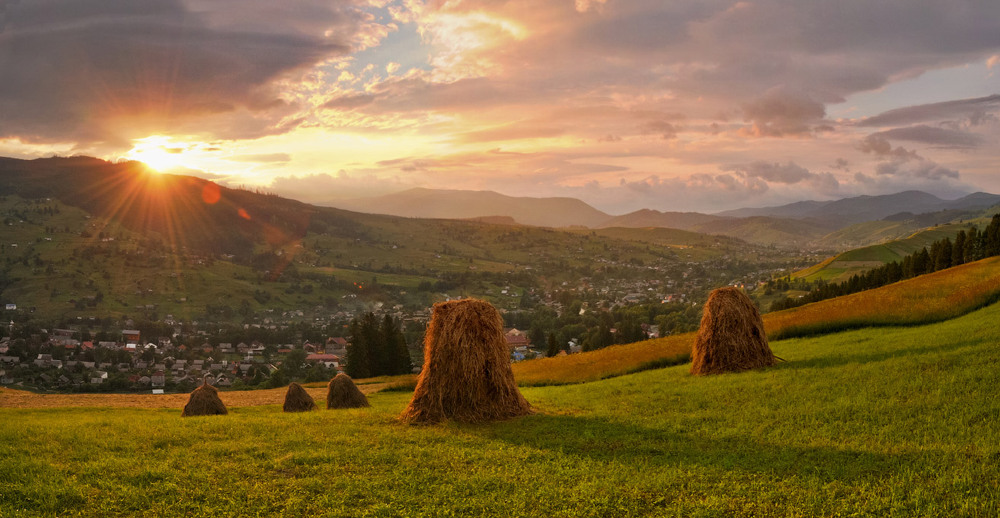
<box><xmin>513</xmin><ymin>256</ymin><xmax>1000</xmax><ymax>385</ymax></box>
<box><xmin>3</xmin><ymin>299</ymin><xmax>1000</xmax><ymax>516</ymax></box>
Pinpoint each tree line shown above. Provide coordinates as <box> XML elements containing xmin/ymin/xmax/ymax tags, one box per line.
<box><xmin>344</xmin><ymin>313</ymin><xmax>413</xmax><ymax>378</ymax></box>
<box><xmin>771</xmin><ymin>214</ymin><xmax>1000</xmax><ymax>312</ymax></box>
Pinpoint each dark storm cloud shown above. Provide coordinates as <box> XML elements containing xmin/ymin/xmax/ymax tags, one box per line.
<box><xmin>0</xmin><ymin>0</ymin><xmax>362</xmax><ymax>146</ymax></box>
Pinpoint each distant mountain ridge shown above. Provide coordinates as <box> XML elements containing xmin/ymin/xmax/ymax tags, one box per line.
<box><xmin>716</xmin><ymin>191</ymin><xmax>1000</xmax><ymax>225</ymax></box>
<box><xmin>327</xmin><ymin>188</ymin><xmax>612</xmax><ymax>228</ymax></box>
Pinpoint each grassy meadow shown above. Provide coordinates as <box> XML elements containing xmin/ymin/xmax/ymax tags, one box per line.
<box><xmin>4</xmin><ymin>298</ymin><xmax>1000</xmax><ymax>516</ymax></box>
<box><xmin>513</xmin><ymin>256</ymin><xmax>1000</xmax><ymax>385</ymax></box>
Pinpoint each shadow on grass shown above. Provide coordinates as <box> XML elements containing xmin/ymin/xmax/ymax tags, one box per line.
<box><xmin>472</xmin><ymin>413</ymin><xmax>919</xmax><ymax>484</ymax></box>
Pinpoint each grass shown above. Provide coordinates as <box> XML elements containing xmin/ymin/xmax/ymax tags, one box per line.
<box><xmin>513</xmin><ymin>256</ymin><xmax>1000</xmax><ymax>385</ymax></box>
<box><xmin>4</xmin><ymin>301</ymin><xmax>1000</xmax><ymax>516</ymax></box>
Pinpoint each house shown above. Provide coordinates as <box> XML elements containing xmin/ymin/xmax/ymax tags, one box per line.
<box><xmin>201</xmin><ymin>343</ymin><xmax>214</xmax><ymax>354</ymax></box>
<box><xmin>122</xmin><ymin>329</ymin><xmax>141</xmax><ymax>346</ymax></box>
<box><xmin>33</xmin><ymin>354</ymin><xmax>54</xmax><ymax>367</ymax></box>
<box><xmin>0</xmin><ymin>356</ymin><xmax>19</xmax><ymax>365</ymax></box>
<box><xmin>151</xmin><ymin>371</ymin><xmax>165</xmax><ymax>388</ymax></box>
<box><xmin>504</xmin><ymin>328</ymin><xmax>531</xmax><ymax>349</ymax></box>
<box><xmin>81</xmin><ymin>341</ymin><xmax>94</xmax><ymax>351</ymax></box>
<box><xmin>93</xmin><ymin>370</ymin><xmax>108</xmax><ymax>380</ymax></box>
<box><xmin>98</xmin><ymin>341</ymin><xmax>118</xmax><ymax>349</ymax></box>
<box><xmin>81</xmin><ymin>361</ymin><xmax>96</xmax><ymax>369</ymax></box>
<box><xmin>305</xmin><ymin>353</ymin><xmax>339</xmax><ymax>368</ymax></box>
<box><xmin>138</xmin><ymin>376</ymin><xmax>151</xmax><ymax>385</ymax></box>
<box><xmin>215</xmin><ymin>374</ymin><xmax>232</xmax><ymax>387</ymax></box>
<box><xmin>218</xmin><ymin>343</ymin><xmax>234</xmax><ymax>354</ymax></box>
<box><xmin>209</xmin><ymin>363</ymin><xmax>223</xmax><ymax>372</ymax></box>
<box><xmin>236</xmin><ymin>342</ymin><xmax>249</xmax><ymax>354</ymax></box>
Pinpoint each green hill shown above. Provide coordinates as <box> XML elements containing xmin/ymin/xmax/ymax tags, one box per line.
<box><xmin>794</xmin><ymin>218</ymin><xmax>991</xmax><ymax>283</ymax></box>
<box><xmin>0</xmin><ymin>157</ymin><xmax>775</xmax><ymax>322</ymax></box>
<box><xmin>4</xmin><ymin>297</ymin><xmax>1000</xmax><ymax>515</ymax></box>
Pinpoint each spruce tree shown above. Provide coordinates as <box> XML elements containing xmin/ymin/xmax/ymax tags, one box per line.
<box><xmin>953</xmin><ymin>230</ymin><xmax>966</xmax><ymax>266</ymax></box>
<box><xmin>546</xmin><ymin>333</ymin><xmax>560</xmax><ymax>357</ymax></box>
<box><xmin>344</xmin><ymin>320</ymin><xmax>371</xmax><ymax>379</ymax></box>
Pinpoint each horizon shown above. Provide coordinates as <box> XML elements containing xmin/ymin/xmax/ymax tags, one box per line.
<box><xmin>1</xmin><ymin>2</ymin><xmax>998</xmax><ymax>214</ymax></box>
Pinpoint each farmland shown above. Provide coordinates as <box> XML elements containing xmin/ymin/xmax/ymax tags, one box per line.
<box><xmin>4</xmin><ymin>297</ymin><xmax>1000</xmax><ymax>516</ymax></box>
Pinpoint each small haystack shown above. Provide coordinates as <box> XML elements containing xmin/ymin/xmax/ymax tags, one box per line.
<box><xmin>283</xmin><ymin>382</ymin><xmax>317</xmax><ymax>412</ymax></box>
<box><xmin>181</xmin><ymin>379</ymin><xmax>228</xmax><ymax>417</ymax></box>
<box><xmin>400</xmin><ymin>298</ymin><xmax>532</xmax><ymax>424</ymax></box>
<box><xmin>690</xmin><ymin>286</ymin><xmax>776</xmax><ymax>375</ymax></box>
<box><xmin>326</xmin><ymin>373</ymin><xmax>370</xmax><ymax>409</ymax></box>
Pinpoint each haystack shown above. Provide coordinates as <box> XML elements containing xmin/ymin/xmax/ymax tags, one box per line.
<box><xmin>181</xmin><ymin>379</ymin><xmax>228</xmax><ymax>417</ymax></box>
<box><xmin>690</xmin><ymin>286</ymin><xmax>776</xmax><ymax>375</ymax></box>
<box><xmin>326</xmin><ymin>373</ymin><xmax>370</xmax><ymax>409</ymax></box>
<box><xmin>400</xmin><ymin>298</ymin><xmax>532</xmax><ymax>424</ymax></box>
<box><xmin>283</xmin><ymin>382</ymin><xmax>317</xmax><ymax>412</ymax></box>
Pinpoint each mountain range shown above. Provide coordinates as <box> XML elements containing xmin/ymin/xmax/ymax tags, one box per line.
<box><xmin>326</xmin><ymin>187</ymin><xmax>1000</xmax><ymax>247</ymax></box>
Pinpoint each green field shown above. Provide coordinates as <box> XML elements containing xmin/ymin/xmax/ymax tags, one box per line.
<box><xmin>4</xmin><ymin>300</ymin><xmax>1000</xmax><ymax>516</ymax></box>
<box><xmin>794</xmin><ymin>220</ymin><xmax>989</xmax><ymax>284</ymax></box>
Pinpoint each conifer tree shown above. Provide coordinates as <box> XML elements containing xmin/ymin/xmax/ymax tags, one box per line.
<box><xmin>344</xmin><ymin>319</ymin><xmax>371</xmax><ymax>379</ymax></box>
<box><xmin>546</xmin><ymin>333</ymin><xmax>560</xmax><ymax>357</ymax></box>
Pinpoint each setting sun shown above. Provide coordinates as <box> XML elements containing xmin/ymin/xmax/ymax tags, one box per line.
<box><xmin>123</xmin><ymin>136</ymin><xmax>185</xmax><ymax>172</ymax></box>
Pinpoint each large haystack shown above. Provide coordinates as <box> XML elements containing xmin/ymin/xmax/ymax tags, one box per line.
<box><xmin>181</xmin><ymin>380</ymin><xmax>228</xmax><ymax>417</ymax></box>
<box><xmin>326</xmin><ymin>373</ymin><xmax>370</xmax><ymax>409</ymax></box>
<box><xmin>690</xmin><ymin>286</ymin><xmax>776</xmax><ymax>375</ymax></box>
<box><xmin>400</xmin><ymin>298</ymin><xmax>532</xmax><ymax>424</ymax></box>
<box><xmin>283</xmin><ymin>382</ymin><xmax>317</xmax><ymax>412</ymax></box>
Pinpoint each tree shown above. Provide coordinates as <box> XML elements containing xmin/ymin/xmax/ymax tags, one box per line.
<box><xmin>381</xmin><ymin>314</ymin><xmax>411</xmax><ymax>375</ymax></box>
<box><xmin>344</xmin><ymin>320</ymin><xmax>371</xmax><ymax>379</ymax></box>
<box><xmin>952</xmin><ymin>230</ymin><xmax>966</xmax><ymax>266</ymax></box>
<box><xmin>546</xmin><ymin>333</ymin><xmax>560</xmax><ymax>358</ymax></box>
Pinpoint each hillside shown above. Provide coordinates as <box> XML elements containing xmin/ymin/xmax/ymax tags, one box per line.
<box><xmin>327</xmin><ymin>187</ymin><xmax>612</xmax><ymax>228</ymax></box>
<box><xmin>598</xmin><ymin>209</ymin><xmax>725</xmax><ymax>230</ymax></box>
<box><xmin>4</xmin><ymin>298</ymin><xmax>1000</xmax><ymax>515</ymax></box>
<box><xmin>717</xmin><ymin>190</ymin><xmax>1000</xmax><ymax>226</ymax></box>
<box><xmin>794</xmin><ymin>218</ymin><xmax>991</xmax><ymax>283</ymax></box>
<box><xmin>0</xmin><ymin>156</ymin><xmax>781</xmax><ymax>323</ymax></box>
<box><xmin>513</xmin><ymin>255</ymin><xmax>1000</xmax><ymax>384</ymax></box>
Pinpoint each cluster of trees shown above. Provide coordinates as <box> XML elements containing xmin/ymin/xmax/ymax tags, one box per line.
<box><xmin>344</xmin><ymin>313</ymin><xmax>412</xmax><ymax>378</ymax></box>
<box><xmin>772</xmin><ymin>215</ymin><xmax>1000</xmax><ymax>311</ymax></box>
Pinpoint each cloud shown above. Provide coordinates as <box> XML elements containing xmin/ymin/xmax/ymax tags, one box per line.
<box><xmin>740</xmin><ymin>89</ymin><xmax>827</xmax><ymax>137</ymax></box>
<box><xmin>720</xmin><ymin>160</ymin><xmax>840</xmax><ymax>194</ymax></box>
<box><xmin>858</xmin><ymin>95</ymin><xmax>1000</xmax><ymax>127</ymax></box>
<box><xmin>0</xmin><ymin>0</ymin><xmax>374</xmax><ymax>150</ymax></box>
<box><xmin>870</xmin><ymin>125</ymin><xmax>984</xmax><ymax>148</ymax></box>
<box><xmin>228</xmin><ymin>153</ymin><xmax>292</xmax><ymax>163</ymax></box>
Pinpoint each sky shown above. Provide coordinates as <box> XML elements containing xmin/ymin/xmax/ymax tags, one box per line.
<box><xmin>1</xmin><ymin>0</ymin><xmax>998</xmax><ymax>214</ymax></box>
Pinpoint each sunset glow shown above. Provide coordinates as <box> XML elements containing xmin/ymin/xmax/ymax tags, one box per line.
<box><xmin>1</xmin><ymin>1</ymin><xmax>997</xmax><ymax>213</ymax></box>
<box><xmin>123</xmin><ymin>136</ymin><xmax>188</xmax><ymax>173</ymax></box>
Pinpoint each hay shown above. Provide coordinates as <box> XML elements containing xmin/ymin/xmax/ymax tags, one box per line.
<box><xmin>400</xmin><ymin>298</ymin><xmax>533</xmax><ymax>424</ymax></box>
<box><xmin>283</xmin><ymin>382</ymin><xmax>317</xmax><ymax>412</ymax></box>
<box><xmin>690</xmin><ymin>286</ymin><xmax>777</xmax><ymax>375</ymax></box>
<box><xmin>326</xmin><ymin>373</ymin><xmax>370</xmax><ymax>409</ymax></box>
<box><xmin>181</xmin><ymin>380</ymin><xmax>228</xmax><ymax>416</ymax></box>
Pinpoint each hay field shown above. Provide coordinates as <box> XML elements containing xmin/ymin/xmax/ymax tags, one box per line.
<box><xmin>515</xmin><ymin>256</ymin><xmax>1000</xmax><ymax>385</ymax></box>
<box><xmin>0</xmin><ymin>383</ymin><xmax>389</xmax><ymax>410</ymax></box>
<box><xmin>4</xmin><ymin>302</ymin><xmax>1000</xmax><ymax>517</ymax></box>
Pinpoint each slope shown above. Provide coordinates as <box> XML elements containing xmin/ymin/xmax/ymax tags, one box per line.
<box><xmin>512</xmin><ymin>255</ymin><xmax>1000</xmax><ymax>384</ymax></box>
<box><xmin>4</xmin><ymin>299</ymin><xmax>1000</xmax><ymax>516</ymax></box>
<box><xmin>328</xmin><ymin>187</ymin><xmax>612</xmax><ymax>228</ymax></box>
<box><xmin>794</xmin><ymin>217</ymin><xmax>991</xmax><ymax>283</ymax></box>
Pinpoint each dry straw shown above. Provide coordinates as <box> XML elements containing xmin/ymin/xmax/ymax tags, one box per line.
<box><xmin>283</xmin><ymin>382</ymin><xmax>317</xmax><ymax>412</ymax></box>
<box><xmin>326</xmin><ymin>373</ymin><xmax>370</xmax><ymax>409</ymax></box>
<box><xmin>400</xmin><ymin>298</ymin><xmax>532</xmax><ymax>424</ymax></box>
<box><xmin>690</xmin><ymin>286</ymin><xmax>777</xmax><ymax>375</ymax></box>
<box><xmin>181</xmin><ymin>379</ymin><xmax>228</xmax><ymax>416</ymax></box>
